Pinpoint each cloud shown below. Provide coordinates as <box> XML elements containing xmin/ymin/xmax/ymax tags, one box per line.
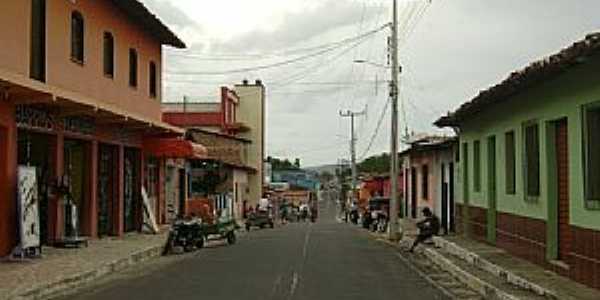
<box><xmin>213</xmin><ymin>0</ymin><xmax>387</xmax><ymax>53</ymax></box>
<box><xmin>141</xmin><ymin>0</ymin><xmax>200</xmax><ymax>30</ymax></box>
<box><xmin>156</xmin><ymin>0</ymin><xmax>600</xmax><ymax>166</ymax></box>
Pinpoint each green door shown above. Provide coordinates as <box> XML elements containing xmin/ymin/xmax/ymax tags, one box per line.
<box><xmin>487</xmin><ymin>136</ymin><xmax>497</xmax><ymax>243</ymax></box>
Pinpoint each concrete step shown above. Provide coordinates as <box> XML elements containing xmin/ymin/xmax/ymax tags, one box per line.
<box><xmin>421</xmin><ymin>244</ymin><xmax>549</xmax><ymax>300</ymax></box>
<box><xmin>431</xmin><ymin>237</ymin><xmax>559</xmax><ymax>299</ymax></box>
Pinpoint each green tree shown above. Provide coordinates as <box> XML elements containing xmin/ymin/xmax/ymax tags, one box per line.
<box><xmin>357</xmin><ymin>153</ymin><xmax>391</xmax><ymax>174</ymax></box>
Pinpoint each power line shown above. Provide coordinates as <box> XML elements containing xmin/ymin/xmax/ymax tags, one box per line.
<box><xmin>164</xmin><ymin>34</ymin><xmax>379</xmax><ymax>102</ymax></box>
<box><xmin>165</xmin><ymin>24</ymin><xmax>389</xmax><ymax>76</ymax></box>
<box><xmin>359</xmin><ymin>97</ymin><xmax>390</xmax><ymax>160</ymax></box>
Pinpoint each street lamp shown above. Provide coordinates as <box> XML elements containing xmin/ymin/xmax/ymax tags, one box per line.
<box><xmin>353</xmin><ymin>59</ymin><xmax>389</xmax><ymax>69</ymax></box>
<box><xmin>353</xmin><ymin>0</ymin><xmax>400</xmax><ymax>241</ymax></box>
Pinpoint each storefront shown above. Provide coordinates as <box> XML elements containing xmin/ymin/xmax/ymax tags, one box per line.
<box><xmin>0</xmin><ymin>99</ymin><xmax>194</xmax><ymax>255</ymax></box>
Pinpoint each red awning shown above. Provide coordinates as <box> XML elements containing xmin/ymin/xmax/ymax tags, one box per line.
<box><xmin>143</xmin><ymin>138</ymin><xmax>207</xmax><ymax>159</ymax></box>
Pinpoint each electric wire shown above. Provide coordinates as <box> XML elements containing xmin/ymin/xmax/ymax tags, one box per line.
<box><xmin>359</xmin><ymin>97</ymin><xmax>391</xmax><ymax>160</ymax></box>
<box><xmin>165</xmin><ymin>25</ymin><xmax>389</xmax><ymax>76</ymax></box>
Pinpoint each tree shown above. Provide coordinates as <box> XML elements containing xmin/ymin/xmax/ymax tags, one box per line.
<box><xmin>357</xmin><ymin>153</ymin><xmax>390</xmax><ymax>174</ymax></box>
<box><xmin>269</xmin><ymin>156</ymin><xmax>300</xmax><ymax>171</ymax></box>
<box><xmin>294</xmin><ymin>158</ymin><xmax>301</xmax><ymax>168</ymax></box>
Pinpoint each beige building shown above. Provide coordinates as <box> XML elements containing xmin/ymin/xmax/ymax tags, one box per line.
<box><xmin>234</xmin><ymin>80</ymin><xmax>266</xmax><ymax>208</ymax></box>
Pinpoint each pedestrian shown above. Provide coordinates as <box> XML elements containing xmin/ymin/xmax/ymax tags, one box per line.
<box><xmin>409</xmin><ymin>207</ymin><xmax>440</xmax><ymax>253</ymax></box>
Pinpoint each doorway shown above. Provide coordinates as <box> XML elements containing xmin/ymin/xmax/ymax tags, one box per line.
<box><xmin>487</xmin><ymin>136</ymin><xmax>497</xmax><ymax>244</ymax></box>
<box><xmin>17</xmin><ymin>130</ymin><xmax>55</xmax><ymax>244</ymax></box>
<box><xmin>124</xmin><ymin>148</ymin><xmax>140</xmax><ymax>232</ymax></box>
<box><xmin>449</xmin><ymin>162</ymin><xmax>455</xmax><ymax>233</ymax></box>
<box><xmin>411</xmin><ymin>167</ymin><xmax>417</xmax><ymax>218</ymax></box>
<box><xmin>441</xmin><ymin>163</ymin><xmax>449</xmax><ymax>235</ymax></box>
<box><xmin>178</xmin><ymin>168</ymin><xmax>187</xmax><ymax>216</ymax></box>
<box><xmin>97</xmin><ymin>144</ymin><xmax>116</xmax><ymax>237</ymax></box>
<box><xmin>554</xmin><ymin>119</ymin><xmax>571</xmax><ymax>261</ymax></box>
<box><xmin>64</xmin><ymin>139</ymin><xmax>90</xmax><ymax>236</ymax></box>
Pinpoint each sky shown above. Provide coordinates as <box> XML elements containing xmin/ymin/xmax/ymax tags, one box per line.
<box><xmin>141</xmin><ymin>0</ymin><xmax>600</xmax><ymax>167</ymax></box>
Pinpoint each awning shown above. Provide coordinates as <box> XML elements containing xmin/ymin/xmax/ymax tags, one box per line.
<box><xmin>143</xmin><ymin>138</ymin><xmax>207</xmax><ymax>159</ymax></box>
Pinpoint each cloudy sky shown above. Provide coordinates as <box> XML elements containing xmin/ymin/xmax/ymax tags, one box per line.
<box><xmin>142</xmin><ymin>0</ymin><xmax>600</xmax><ymax>167</ymax></box>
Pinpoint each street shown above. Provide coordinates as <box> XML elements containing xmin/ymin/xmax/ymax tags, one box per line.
<box><xmin>64</xmin><ymin>199</ymin><xmax>445</xmax><ymax>300</ymax></box>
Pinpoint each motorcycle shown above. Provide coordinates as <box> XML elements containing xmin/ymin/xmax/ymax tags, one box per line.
<box><xmin>162</xmin><ymin>216</ymin><xmax>204</xmax><ymax>255</ymax></box>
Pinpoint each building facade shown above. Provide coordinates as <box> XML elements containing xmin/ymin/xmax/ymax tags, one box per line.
<box><xmin>401</xmin><ymin>137</ymin><xmax>457</xmax><ymax>234</ymax></box>
<box><xmin>436</xmin><ymin>33</ymin><xmax>600</xmax><ymax>289</ymax></box>
<box><xmin>0</xmin><ymin>0</ymin><xmax>190</xmax><ymax>257</ymax></box>
<box><xmin>163</xmin><ymin>81</ymin><xmax>266</xmax><ymax>212</ymax></box>
<box><xmin>185</xmin><ymin>129</ymin><xmax>254</xmax><ymax>223</ymax></box>
<box><xmin>234</xmin><ymin>80</ymin><xmax>266</xmax><ymax>208</ymax></box>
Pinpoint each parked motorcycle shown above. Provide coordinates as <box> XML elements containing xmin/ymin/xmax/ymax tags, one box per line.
<box><xmin>162</xmin><ymin>216</ymin><xmax>204</xmax><ymax>255</ymax></box>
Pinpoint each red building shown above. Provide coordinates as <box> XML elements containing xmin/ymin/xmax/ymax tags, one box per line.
<box><xmin>0</xmin><ymin>1</ymin><xmax>202</xmax><ymax>257</ymax></box>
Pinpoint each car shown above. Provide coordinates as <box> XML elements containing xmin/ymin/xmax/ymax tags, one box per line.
<box><xmin>245</xmin><ymin>210</ymin><xmax>274</xmax><ymax>231</ymax></box>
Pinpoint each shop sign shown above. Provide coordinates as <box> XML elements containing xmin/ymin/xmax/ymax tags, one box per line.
<box><xmin>64</xmin><ymin>116</ymin><xmax>95</xmax><ymax>136</ymax></box>
<box><xmin>16</xmin><ymin>105</ymin><xmax>58</xmax><ymax>131</ymax></box>
<box><xmin>16</xmin><ymin>105</ymin><xmax>96</xmax><ymax>136</ymax></box>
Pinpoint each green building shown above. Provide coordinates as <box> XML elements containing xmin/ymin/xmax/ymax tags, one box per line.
<box><xmin>436</xmin><ymin>33</ymin><xmax>600</xmax><ymax>290</ymax></box>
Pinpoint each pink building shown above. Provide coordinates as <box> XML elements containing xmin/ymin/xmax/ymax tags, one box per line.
<box><xmin>402</xmin><ymin>136</ymin><xmax>457</xmax><ymax>234</ymax></box>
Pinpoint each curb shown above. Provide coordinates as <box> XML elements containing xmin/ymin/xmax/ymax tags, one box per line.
<box><xmin>432</xmin><ymin>237</ymin><xmax>559</xmax><ymax>300</ymax></box>
<box><xmin>392</xmin><ymin>234</ymin><xmax>521</xmax><ymax>300</ymax></box>
<box><xmin>375</xmin><ymin>237</ymin><xmax>457</xmax><ymax>300</ymax></box>
<box><xmin>8</xmin><ymin>244</ymin><xmax>163</xmax><ymax>300</ymax></box>
<box><xmin>420</xmin><ymin>246</ymin><xmax>520</xmax><ymax>300</ymax></box>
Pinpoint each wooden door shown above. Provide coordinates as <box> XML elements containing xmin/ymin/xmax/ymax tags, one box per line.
<box><xmin>411</xmin><ymin>167</ymin><xmax>417</xmax><ymax>218</ymax></box>
<box><xmin>441</xmin><ymin>163</ymin><xmax>448</xmax><ymax>235</ymax></box>
<box><xmin>449</xmin><ymin>162</ymin><xmax>455</xmax><ymax>233</ymax></box>
<box><xmin>555</xmin><ymin>119</ymin><xmax>571</xmax><ymax>261</ymax></box>
<box><xmin>487</xmin><ymin>136</ymin><xmax>497</xmax><ymax>244</ymax></box>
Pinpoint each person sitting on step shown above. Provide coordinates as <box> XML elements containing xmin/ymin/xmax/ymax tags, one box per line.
<box><xmin>409</xmin><ymin>207</ymin><xmax>440</xmax><ymax>253</ymax></box>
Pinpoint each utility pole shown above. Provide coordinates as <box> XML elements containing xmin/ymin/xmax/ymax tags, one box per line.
<box><xmin>389</xmin><ymin>0</ymin><xmax>400</xmax><ymax>241</ymax></box>
<box><xmin>340</xmin><ymin>109</ymin><xmax>366</xmax><ymax>207</ymax></box>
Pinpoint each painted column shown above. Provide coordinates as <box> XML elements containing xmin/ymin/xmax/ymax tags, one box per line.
<box><xmin>0</xmin><ymin>102</ymin><xmax>17</xmax><ymax>256</ymax></box>
<box><xmin>157</xmin><ymin>158</ymin><xmax>166</xmax><ymax>224</ymax></box>
<box><xmin>113</xmin><ymin>145</ymin><xmax>124</xmax><ymax>237</ymax></box>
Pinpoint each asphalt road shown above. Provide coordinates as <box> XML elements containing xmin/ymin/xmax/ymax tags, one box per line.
<box><xmin>65</xmin><ymin>198</ymin><xmax>446</xmax><ymax>300</ymax></box>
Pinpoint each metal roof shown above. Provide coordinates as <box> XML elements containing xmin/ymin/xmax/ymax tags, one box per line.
<box><xmin>435</xmin><ymin>33</ymin><xmax>600</xmax><ymax>127</ymax></box>
<box><xmin>111</xmin><ymin>0</ymin><xmax>186</xmax><ymax>48</ymax></box>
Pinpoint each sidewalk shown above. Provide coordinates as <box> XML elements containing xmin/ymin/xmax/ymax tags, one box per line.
<box><xmin>0</xmin><ymin>232</ymin><xmax>167</xmax><ymax>300</ymax></box>
<box><xmin>398</xmin><ymin>219</ymin><xmax>600</xmax><ymax>300</ymax></box>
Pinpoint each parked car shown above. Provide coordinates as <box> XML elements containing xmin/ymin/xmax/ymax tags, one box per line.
<box><xmin>245</xmin><ymin>210</ymin><xmax>275</xmax><ymax>231</ymax></box>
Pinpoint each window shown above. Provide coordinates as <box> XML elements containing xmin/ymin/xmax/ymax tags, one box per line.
<box><xmin>524</xmin><ymin>122</ymin><xmax>540</xmax><ymax>198</ymax></box>
<box><xmin>584</xmin><ymin>104</ymin><xmax>600</xmax><ymax>207</ymax></box>
<box><xmin>103</xmin><ymin>32</ymin><xmax>114</xmax><ymax>78</ymax></box>
<box><xmin>505</xmin><ymin>131</ymin><xmax>516</xmax><ymax>194</ymax></box>
<box><xmin>474</xmin><ymin>140</ymin><xmax>481</xmax><ymax>192</ymax></box>
<box><xmin>149</xmin><ymin>61</ymin><xmax>157</xmax><ymax>98</ymax></box>
<box><xmin>129</xmin><ymin>49</ymin><xmax>138</xmax><ymax>87</ymax></box>
<box><xmin>422</xmin><ymin>165</ymin><xmax>429</xmax><ymax>199</ymax></box>
<box><xmin>71</xmin><ymin>11</ymin><xmax>84</xmax><ymax>63</ymax></box>
<box><xmin>30</xmin><ymin>0</ymin><xmax>46</xmax><ymax>81</ymax></box>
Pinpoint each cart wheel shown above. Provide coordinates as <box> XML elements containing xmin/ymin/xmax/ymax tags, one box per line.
<box><xmin>184</xmin><ymin>243</ymin><xmax>195</xmax><ymax>252</ymax></box>
<box><xmin>227</xmin><ymin>232</ymin><xmax>236</xmax><ymax>245</ymax></box>
<box><xmin>196</xmin><ymin>236</ymin><xmax>205</xmax><ymax>249</ymax></box>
